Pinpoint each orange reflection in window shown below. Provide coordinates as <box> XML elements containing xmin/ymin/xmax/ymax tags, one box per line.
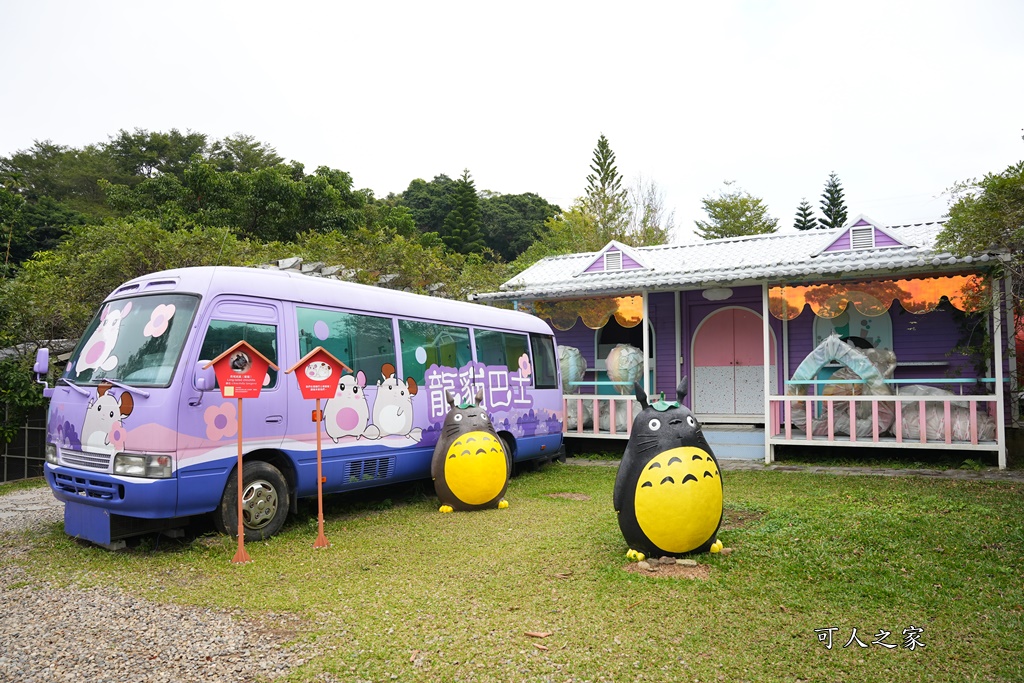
<box><xmin>531</xmin><ymin>295</ymin><xmax>643</xmax><ymax>330</ymax></box>
<box><xmin>769</xmin><ymin>275</ymin><xmax>986</xmax><ymax>320</ymax></box>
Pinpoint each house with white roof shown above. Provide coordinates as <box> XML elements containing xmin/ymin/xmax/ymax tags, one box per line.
<box><xmin>473</xmin><ymin>216</ymin><xmax>1016</xmax><ymax>468</ymax></box>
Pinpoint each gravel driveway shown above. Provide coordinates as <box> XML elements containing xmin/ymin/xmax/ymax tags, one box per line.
<box><xmin>0</xmin><ymin>486</ymin><xmax>310</xmax><ymax>682</ymax></box>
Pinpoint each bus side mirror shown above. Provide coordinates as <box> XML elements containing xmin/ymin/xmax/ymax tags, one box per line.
<box><xmin>194</xmin><ymin>361</ymin><xmax>216</xmax><ymax>391</ymax></box>
<box><xmin>34</xmin><ymin>348</ymin><xmax>53</xmax><ymax>398</ymax></box>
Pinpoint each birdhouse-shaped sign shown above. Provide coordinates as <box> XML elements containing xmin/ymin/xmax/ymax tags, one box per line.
<box><xmin>203</xmin><ymin>341</ymin><xmax>278</xmax><ymax>399</ymax></box>
<box><xmin>286</xmin><ymin>347</ymin><xmax>352</xmax><ymax>400</ymax></box>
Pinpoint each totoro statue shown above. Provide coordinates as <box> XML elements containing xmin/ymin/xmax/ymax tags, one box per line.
<box><xmin>430</xmin><ymin>388</ymin><xmax>510</xmax><ymax>513</ymax></box>
<box><xmin>613</xmin><ymin>380</ymin><xmax>723</xmax><ymax>560</ymax></box>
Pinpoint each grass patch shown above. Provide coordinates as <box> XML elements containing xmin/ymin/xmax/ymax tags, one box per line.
<box><xmin>0</xmin><ymin>476</ymin><xmax>47</xmax><ymax>496</ymax></box>
<box><xmin>10</xmin><ymin>464</ymin><xmax>1024</xmax><ymax>682</ymax></box>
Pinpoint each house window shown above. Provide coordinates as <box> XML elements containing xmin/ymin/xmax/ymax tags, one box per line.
<box><xmin>850</xmin><ymin>226</ymin><xmax>875</xmax><ymax>250</ymax></box>
<box><xmin>604</xmin><ymin>251</ymin><xmax>623</xmax><ymax>271</ymax></box>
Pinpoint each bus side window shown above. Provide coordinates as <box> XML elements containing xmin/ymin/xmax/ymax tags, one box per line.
<box><xmin>198</xmin><ymin>320</ymin><xmax>279</xmax><ymax>388</ymax></box>
<box><xmin>296</xmin><ymin>307</ymin><xmax>396</xmax><ymax>376</ymax></box>
<box><xmin>474</xmin><ymin>329</ymin><xmax>529</xmax><ymax>376</ymax></box>
<box><xmin>530</xmin><ymin>334</ymin><xmax>558</xmax><ymax>389</ymax></box>
<box><xmin>398</xmin><ymin>320</ymin><xmax>472</xmax><ymax>385</ymax></box>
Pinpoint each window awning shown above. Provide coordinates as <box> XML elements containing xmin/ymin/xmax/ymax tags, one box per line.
<box><xmin>768</xmin><ymin>275</ymin><xmax>987</xmax><ymax>320</ymax></box>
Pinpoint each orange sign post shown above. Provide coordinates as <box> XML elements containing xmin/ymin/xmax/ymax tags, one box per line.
<box><xmin>203</xmin><ymin>341</ymin><xmax>278</xmax><ymax>564</ymax></box>
<box><xmin>286</xmin><ymin>347</ymin><xmax>351</xmax><ymax>549</ymax></box>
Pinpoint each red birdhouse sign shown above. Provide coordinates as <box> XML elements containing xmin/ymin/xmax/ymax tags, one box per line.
<box><xmin>286</xmin><ymin>347</ymin><xmax>352</xmax><ymax>401</ymax></box>
<box><xmin>203</xmin><ymin>341</ymin><xmax>277</xmax><ymax>399</ymax></box>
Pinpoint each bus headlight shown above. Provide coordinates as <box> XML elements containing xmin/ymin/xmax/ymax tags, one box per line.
<box><xmin>113</xmin><ymin>454</ymin><xmax>173</xmax><ymax>479</ymax></box>
<box><xmin>45</xmin><ymin>443</ymin><xmax>58</xmax><ymax>465</ymax></box>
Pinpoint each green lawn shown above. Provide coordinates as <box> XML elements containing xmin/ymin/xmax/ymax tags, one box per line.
<box><xmin>8</xmin><ymin>464</ymin><xmax>1024</xmax><ymax>682</ymax></box>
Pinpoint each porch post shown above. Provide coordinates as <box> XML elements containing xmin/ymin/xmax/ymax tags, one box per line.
<box><xmin>675</xmin><ymin>291</ymin><xmax>682</xmax><ymax>390</ymax></box>
<box><xmin>642</xmin><ymin>289</ymin><xmax>651</xmax><ymax>398</ymax></box>
<box><xmin>1006</xmin><ymin>267</ymin><xmax>1019</xmax><ymax>428</ymax></box>
<box><xmin>762</xmin><ymin>282</ymin><xmax>773</xmax><ymax>464</ymax></box>
<box><xmin>993</xmin><ymin>277</ymin><xmax>1007</xmax><ymax>469</ymax></box>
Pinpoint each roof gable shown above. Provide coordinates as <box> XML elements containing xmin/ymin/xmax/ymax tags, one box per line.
<box><xmin>577</xmin><ymin>241</ymin><xmax>648</xmax><ymax>276</ymax></box>
<box><xmin>818</xmin><ymin>215</ymin><xmax>910</xmax><ymax>254</ymax></box>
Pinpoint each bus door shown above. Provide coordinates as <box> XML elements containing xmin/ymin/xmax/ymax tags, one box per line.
<box><xmin>176</xmin><ymin>298</ymin><xmax>289</xmax><ymax>516</ymax></box>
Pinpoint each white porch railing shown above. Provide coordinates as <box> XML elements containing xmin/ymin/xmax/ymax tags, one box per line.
<box><xmin>563</xmin><ymin>394</ymin><xmax>638</xmax><ymax>439</ymax></box>
<box><xmin>767</xmin><ymin>393</ymin><xmax>1001</xmax><ymax>449</ymax></box>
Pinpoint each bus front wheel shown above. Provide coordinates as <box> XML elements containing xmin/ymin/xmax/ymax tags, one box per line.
<box><xmin>214</xmin><ymin>460</ymin><xmax>290</xmax><ymax>542</ymax></box>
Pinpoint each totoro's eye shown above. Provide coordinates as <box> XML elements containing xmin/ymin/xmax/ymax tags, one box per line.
<box><xmin>453</xmin><ymin>414</ymin><xmax>463</xmax><ymax>422</ymax></box>
<box><xmin>687</xmin><ymin>415</ymin><xmax>697</xmax><ymax>428</ymax></box>
<box><xmin>648</xmin><ymin>418</ymin><xmax>661</xmax><ymax>431</ymax></box>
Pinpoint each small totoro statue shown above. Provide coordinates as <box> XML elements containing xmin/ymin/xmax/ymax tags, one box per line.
<box><xmin>613</xmin><ymin>379</ymin><xmax>723</xmax><ymax>559</ymax></box>
<box><xmin>430</xmin><ymin>388</ymin><xmax>510</xmax><ymax>513</ymax></box>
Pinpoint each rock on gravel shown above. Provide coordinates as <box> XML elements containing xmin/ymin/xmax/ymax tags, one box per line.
<box><xmin>0</xmin><ymin>487</ymin><xmax>311</xmax><ymax>682</ymax></box>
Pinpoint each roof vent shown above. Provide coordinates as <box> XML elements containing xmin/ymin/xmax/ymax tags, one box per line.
<box><xmin>850</xmin><ymin>226</ymin><xmax>875</xmax><ymax>250</ymax></box>
<box><xmin>604</xmin><ymin>251</ymin><xmax>623</xmax><ymax>271</ymax></box>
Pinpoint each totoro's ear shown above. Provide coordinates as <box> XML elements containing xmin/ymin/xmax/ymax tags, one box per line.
<box><xmin>445</xmin><ymin>390</ymin><xmax>456</xmax><ymax>408</ymax></box>
<box><xmin>633</xmin><ymin>381</ymin><xmax>648</xmax><ymax>410</ymax></box>
<box><xmin>677</xmin><ymin>377</ymin><xmax>688</xmax><ymax>403</ymax></box>
<box><xmin>474</xmin><ymin>387</ymin><xmax>483</xmax><ymax>405</ymax></box>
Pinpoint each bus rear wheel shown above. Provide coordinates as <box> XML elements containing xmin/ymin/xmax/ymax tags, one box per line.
<box><xmin>214</xmin><ymin>460</ymin><xmax>290</xmax><ymax>542</ymax></box>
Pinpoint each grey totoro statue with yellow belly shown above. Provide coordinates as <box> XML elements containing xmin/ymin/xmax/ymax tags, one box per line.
<box><xmin>431</xmin><ymin>389</ymin><xmax>510</xmax><ymax>513</ymax></box>
<box><xmin>613</xmin><ymin>380</ymin><xmax>723</xmax><ymax>560</ymax></box>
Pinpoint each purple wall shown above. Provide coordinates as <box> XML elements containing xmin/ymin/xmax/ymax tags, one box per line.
<box><xmin>827</xmin><ymin>232</ymin><xmax>852</xmax><ymax>251</ymax></box>
<box><xmin>874</xmin><ymin>231</ymin><xmax>902</xmax><ymax>248</ymax></box>
<box><xmin>825</xmin><ymin>226</ymin><xmax>904</xmax><ymax>252</ymax></box>
<box><xmin>582</xmin><ymin>248</ymin><xmax>644</xmax><ymax>274</ymax></box>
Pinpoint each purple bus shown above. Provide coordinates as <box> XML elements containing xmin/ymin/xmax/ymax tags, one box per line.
<box><xmin>34</xmin><ymin>267</ymin><xmax>564</xmax><ymax>548</ymax></box>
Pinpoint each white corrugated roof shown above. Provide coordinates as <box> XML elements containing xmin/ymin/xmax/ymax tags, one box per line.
<box><xmin>473</xmin><ymin>221</ymin><xmax>1000</xmax><ymax>301</ymax></box>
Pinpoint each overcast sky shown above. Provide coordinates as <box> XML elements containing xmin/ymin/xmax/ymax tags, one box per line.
<box><xmin>1</xmin><ymin>1</ymin><xmax>1022</xmax><ymax>243</ymax></box>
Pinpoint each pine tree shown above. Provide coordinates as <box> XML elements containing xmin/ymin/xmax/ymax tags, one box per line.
<box><xmin>819</xmin><ymin>172</ymin><xmax>849</xmax><ymax>229</ymax></box>
<box><xmin>583</xmin><ymin>134</ymin><xmax>629</xmax><ymax>241</ymax></box>
<box><xmin>440</xmin><ymin>169</ymin><xmax>485</xmax><ymax>254</ymax></box>
<box><xmin>794</xmin><ymin>198</ymin><xmax>817</xmax><ymax>230</ymax></box>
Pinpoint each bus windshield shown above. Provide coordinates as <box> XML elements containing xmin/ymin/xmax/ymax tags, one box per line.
<box><xmin>64</xmin><ymin>294</ymin><xmax>199</xmax><ymax>387</ymax></box>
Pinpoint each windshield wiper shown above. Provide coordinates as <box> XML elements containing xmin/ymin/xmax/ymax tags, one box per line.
<box><xmin>57</xmin><ymin>377</ymin><xmax>90</xmax><ymax>397</ymax></box>
<box><xmin>95</xmin><ymin>377</ymin><xmax>151</xmax><ymax>399</ymax></box>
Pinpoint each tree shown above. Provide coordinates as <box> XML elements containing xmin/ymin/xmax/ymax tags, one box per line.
<box><xmin>510</xmin><ymin>205</ymin><xmax>601</xmax><ymax>272</ymax></box>
<box><xmin>479</xmin><ymin>191</ymin><xmax>560</xmax><ymax>261</ymax></box>
<box><xmin>208</xmin><ymin>133</ymin><xmax>284</xmax><ymax>173</ymax></box>
<box><xmin>439</xmin><ymin>169</ymin><xmax>485</xmax><ymax>254</ymax></box>
<box><xmin>936</xmin><ymin>159</ymin><xmax>1024</xmax><ymax>306</ymax></box>
<box><xmin>819</xmin><ymin>172</ymin><xmax>848</xmax><ymax>229</ymax></box>
<box><xmin>1</xmin><ymin>185</ymin><xmax>25</xmax><ymax>277</ymax></box>
<box><xmin>583</xmin><ymin>134</ymin><xmax>630</xmax><ymax>242</ymax></box>
<box><xmin>694</xmin><ymin>181</ymin><xmax>779</xmax><ymax>240</ymax></box>
<box><xmin>794</xmin><ymin>198</ymin><xmax>817</xmax><ymax>230</ymax></box>
<box><xmin>106</xmin><ymin>128</ymin><xmax>208</xmax><ymax>179</ymax></box>
<box><xmin>626</xmin><ymin>175</ymin><xmax>673</xmax><ymax>246</ymax></box>
<box><xmin>399</xmin><ymin>175</ymin><xmax>458</xmax><ymax>236</ymax></box>
<box><xmin>0</xmin><ymin>219</ymin><xmax>265</xmax><ymax>348</ymax></box>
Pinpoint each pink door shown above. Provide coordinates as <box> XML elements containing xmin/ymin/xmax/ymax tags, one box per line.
<box><xmin>692</xmin><ymin>307</ymin><xmax>776</xmax><ymax>416</ymax></box>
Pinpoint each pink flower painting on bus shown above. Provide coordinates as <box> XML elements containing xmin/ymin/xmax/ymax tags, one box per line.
<box><xmin>144</xmin><ymin>303</ymin><xmax>176</xmax><ymax>338</ymax></box>
<box><xmin>204</xmin><ymin>402</ymin><xmax>238</xmax><ymax>441</ymax></box>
